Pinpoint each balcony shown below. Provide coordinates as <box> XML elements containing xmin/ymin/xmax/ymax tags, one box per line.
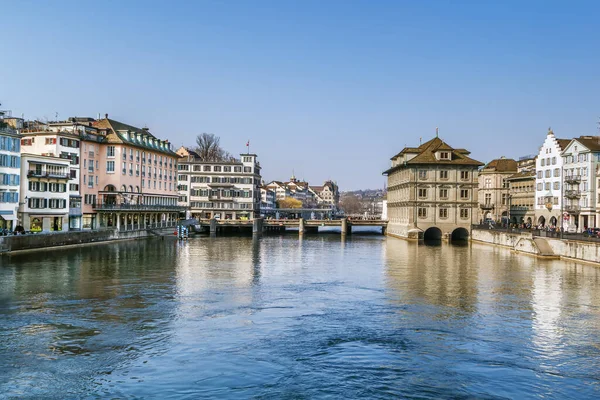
<box><xmin>565</xmin><ymin>190</ymin><xmax>581</xmax><ymax>199</ymax></box>
<box><xmin>564</xmin><ymin>174</ymin><xmax>581</xmax><ymax>184</ymax></box>
<box><xmin>27</xmin><ymin>170</ymin><xmax>70</xmax><ymax>179</ymax></box>
<box><xmin>92</xmin><ymin>203</ymin><xmax>184</xmax><ymax>211</ymax></box>
<box><xmin>565</xmin><ymin>204</ymin><xmax>581</xmax><ymax>214</ymax></box>
<box><xmin>480</xmin><ymin>203</ymin><xmax>494</xmax><ymax>210</ymax></box>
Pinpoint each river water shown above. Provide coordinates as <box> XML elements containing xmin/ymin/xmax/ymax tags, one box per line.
<box><xmin>1</xmin><ymin>233</ymin><xmax>600</xmax><ymax>399</ymax></box>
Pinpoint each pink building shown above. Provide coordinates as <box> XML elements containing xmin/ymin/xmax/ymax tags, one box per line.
<box><xmin>80</xmin><ymin>116</ymin><xmax>181</xmax><ymax>230</ymax></box>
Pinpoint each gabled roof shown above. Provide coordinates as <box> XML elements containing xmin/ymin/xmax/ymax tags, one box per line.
<box><xmin>556</xmin><ymin>139</ymin><xmax>571</xmax><ymax>150</ymax></box>
<box><xmin>384</xmin><ymin>136</ymin><xmax>483</xmax><ymax>175</ymax></box>
<box><xmin>574</xmin><ymin>136</ymin><xmax>600</xmax><ymax>152</ymax></box>
<box><xmin>506</xmin><ymin>170</ymin><xmax>536</xmax><ymax>180</ymax></box>
<box><xmin>481</xmin><ymin>157</ymin><xmax>518</xmax><ymax>173</ymax></box>
<box><xmin>93</xmin><ymin>117</ymin><xmax>176</xmax><ymax>155</ymax></box>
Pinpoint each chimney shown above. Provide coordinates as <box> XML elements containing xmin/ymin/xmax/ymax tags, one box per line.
<box><xmin>105</xmin><ymin>113</ymin><xmax>108</xmax><ymax>119</ymax></box>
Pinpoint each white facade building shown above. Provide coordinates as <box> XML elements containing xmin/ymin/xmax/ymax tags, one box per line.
<box><xmin>561</xmin><ymin>136</ymin><xmax>600</xmax><ymax>230</ymax></box>
<box><xmin>177</xmin><ymin>151</ymin><xmax>262</xmax><ymax>220</ymax></box>
<box><xmin>534</xmin><ymin>129</ymin><xmax>570</xmax><ymax>228</ymax></box>
<box><xmin>20</xmin><ymin>122</ymin><xmax>82</xmax><ymax>229</ymax></box>
<box><xmin>0</xmin><ymin>127</ymin><xmax>21</xmax><ymax>231</ymax></box>
<box><xmin>19</xmin><ymin>154</ymin><xmax>71</xmax><ymax>232</ymax></box>
<box><xmin>260</xmin><ymin>187</ymin><xmax>276</xmax><ymax>216</ymax></box>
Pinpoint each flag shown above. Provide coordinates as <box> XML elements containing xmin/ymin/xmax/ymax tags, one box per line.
<box><xmin>246</xmin><ymin>140</ymin><xmax>250</xmax><ymax>147</ymax></box>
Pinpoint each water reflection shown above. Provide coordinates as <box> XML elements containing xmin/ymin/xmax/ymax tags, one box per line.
<box><xmin>1</xmin><ymin>236</ymin><xmax>600</xmax><ymax>398</ymax></box>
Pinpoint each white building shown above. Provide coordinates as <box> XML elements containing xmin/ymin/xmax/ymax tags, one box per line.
<box><xmin>0</xmin><ymin>124</ymin><xmax>21</xmax><ymax>231</ymax></box>
<box><xmin>534</xmin><ymin>129</ymin><xmax>571</xmax><ymax>228</ymax></box>
<box><xmin>260</xmin><ymin>186</ymin><xmax>276</xmax><ymax>216</ymax></box>
<box><xmin>20</xmin><ymin>120</ymin><xmax>83</xmax><ymax>229</ymax></box>
<box><xmin>177</xmin><ymin>149</ymin><xmax>262</xmax><ymax>220</ymax></box>
<box><xmin>19</xmin><ymin>154</ymin><xmax>71</xmax><ymax>232</ymax></box>
<box><xmin>561</xmin><ymin>136</ymin><xmax>600</xmax><ymax>231</ymax></box>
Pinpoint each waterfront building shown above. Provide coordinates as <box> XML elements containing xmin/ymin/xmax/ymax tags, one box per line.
<box><xmin>561</xmin><ymin>136</ymin><xmax>600</xmax><ymax>230</ymax></box>
<box><xmin>308</xmin><ymin>180</ymin><xmax>340</xmax><ymax>208</ymax></box>
<box><xmin>177</xmin><ymin>148</ymin><xmax>262</xmax><ymax>220</ymax></box>
<box><xmin>383</xmin><ymin>136</ymin><xmax>483</xmax><ymax>240</ymax></box>
<box><xmin>91</xmin><ymin>116</ymin><xmax>181</xmax><ymax>230</ymax></box>
<box><xmin>19</xmin><ymin>154</ymin><xmax>71</xmax><ymax>232</ymax></box>
<box><xmin>534</xmin><ymin>129</ymin><xmax>570</xmax><ymax>228</ymax></box>
<box><xmin>19</xmin><ymin>119</ymin><xmax>87</xmax><ymax>229</ymax></box>
<box><xmin>477</xmin><ymin>157</ymin><xmax>518</xmax><ymax>223</ymax></box>
<box><xmin>506</xmin><ymin>171</ymin><xmax>536</xmax><ymax>225</ymax></box>
<box><xmin>0</xmin><ymin>111</ymin><xmax>21</xmax><ymax>231</ymax></box>
<box><xmin>260</xmin><ymin>186</ymin><xmax>276</xmax><ymax>216</ymax></box>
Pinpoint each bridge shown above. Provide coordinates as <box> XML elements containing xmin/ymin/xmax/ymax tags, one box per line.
<box><xmin>183</xmin><ymin>218</ymin><xmax>388</xmax><ymax>236</ymax></box>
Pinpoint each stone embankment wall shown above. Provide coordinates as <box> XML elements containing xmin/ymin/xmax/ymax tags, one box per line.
<box><xmin>471</xmin><ymin>229</ymin><xmax>600</xmax><ymax>264</ymax></box>
<box><xmin>0</xmin><ymin>227</ymin><xmax>176</xmax><ymax>254</ymax></box>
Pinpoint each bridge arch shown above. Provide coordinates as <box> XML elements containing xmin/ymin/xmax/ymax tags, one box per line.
<box><xmin>423</xmin><ymin>227</ymin><xmax>442</xmax><ymax>240</ymax></box>
<box><xmin>451</xmin><ymin>227</ymin><xmax>469</xmax><ymax>241</ymax></box>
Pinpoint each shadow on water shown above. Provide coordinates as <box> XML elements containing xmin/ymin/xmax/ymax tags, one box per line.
<box><xmin>421</xmin><ymin>239</ymin><xmax>442</xmax><ymax>247</ymax></box>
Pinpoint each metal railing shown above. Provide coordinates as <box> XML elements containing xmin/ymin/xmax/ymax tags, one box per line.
<box><xmin>565</xmin><ymin>190</ymin><xmax>581</xmax><ymax>198</ymax></box>
<box><xmin>92</xmin><ymin>203</ymin><xmax>184</xmax><ymax>211</ymax></box>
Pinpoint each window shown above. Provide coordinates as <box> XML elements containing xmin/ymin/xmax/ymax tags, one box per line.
<box><xmin>203</xmin><ymin>165</ymin><xmax>211</xmax><ymax>172</ymax></box>
<box><xmin>21</xmin><ymin>138</ymin><xmax>33</xmax><ymax>146</ymax></box>
<box><xmin>107</xmin><ymin>161</ymin><xmax>115</xmax><ymax>173</ymax></box>
<box><xmin>122</xmin><ymin>162</ymin><xmax>126</xmax><ymax>175</ymax></box>
<box><xmin>439</xmin><ymin>208</ymin><xmax>448</xmax><ymax>218</ymax></box>
<box><xmin>460</xmin><ymin>209</ymin><xmax>469</xmax><ymax>219</ymax></box>
<box><xmin>439</xmin><ymin>151</ymin><xmax>450</xmax><ymax>160</ymax></box>
<box><xmin>214</xmin><ymin>166</ymin><xmax>221</xmax><ymax>172</ymax></box>
<box><xmin>554</xmin><ymin>168</ymin><xmax>560</xmax><ymax>177</ymax></box>
<box><xmin>224</xmin><ymin>166</ymin><xmax>231</xmax><ymax>172</ymax></box>
<box><xmin>502</xmin><ymin>193</ymin><xmax>508</xmax><ymax>205</ymax></box>
<box><xmin>545</xmin><ymin>182</ymin><xmax>550</xmax><ymax>190</ymax></box>
<box><xmin>460</xmin><ymin>189</ymin><xmax>469</xmax><ymax>199</ymax></box>
<box><xmin>541</xmin><ymin>159</ymin><xmax>545</xmax><ymax>166</ymax></box>
<box><xmin>439</xmin><ymin>189</ymin><xmax>448</xmax><ymax>199</ymax></box>
<box><xmin>552</xmin><ymin>157</ymin><xmax>556</xmax><ymax>165</ymax></box>
<box><xmin>45</xmin><ymin>137</ymin><xmax>57</xmax><ymax>145</ymax></box>
<box><xmin>418</xmin><ymin>188</ymin><xmax>427</xmax><ymax>198</ymax></box>
<box><xmin>440</xmin><ymin>170</ymin><xmax>448</xmax><ymax>179</ymax></box>
<box><xmin>234</xmin><ymin>166</ymin><xmax>242</xmax><ymax>173</ymax></box>
<box><xmin>69</xmin><ymin>183</ymin><xmax>79</xmax><ymax>191</ymax></box>
<box><xmin>107</xmin><ymin>146</ymin><xmax>115</xmax><ymax>157</ymax></box>
<box><xmin>553</xmin><ymin>182</ymin><xmax>560</xmax><ymax>190</ymax></box>
<box><xmin>178</xmin><ymin>175</ymin><xmax>188</xmax><ymax>181</ymax></box>
<box><xmin>537</xmin><ymin>171</ymin><xmax>543</xmax><ymax>179</ymax></box>
<box><xmin>460</xmin><ymin>171</ymin><xmax>469</xmax><ymax>180</ymax></box>
<box><xmin>545</xmin><ymin>170</ymin><xmax>551</xmax><ymax>178</ymax></box>
<box><xmin>485</xmin><ymin>193</ymin><xmax>491</xmax><ymax>204</ymax></box>
<box><xmin>418</xmin><ymin>170</ymin><xmax>428</xmax><ymax>180</ymax></box>
<box><xmin>418</xmin><ymin>207</ymin><xmax>427</xmax><ymax>218</ymax></box>
<box><xmin>244</xmin><ymin>167</ymin><xmax>251</xmax><ymax>173</ymax></box>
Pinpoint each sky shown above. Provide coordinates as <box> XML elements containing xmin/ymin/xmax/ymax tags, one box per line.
<box><xmin>2</xmin><ymin>0</ymin><xmax>599</xmax><ymax>190</ymax></box>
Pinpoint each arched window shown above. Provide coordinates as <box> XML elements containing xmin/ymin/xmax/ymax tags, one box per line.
<box><xmin>135</xmin><ymin>186</ymin><xmax>140</xmax><ymax>193</ymax></box>
<box><xmin>121</xmin><ymin>185</ymin><xmax>127</xmax><ymax>192</ymax></box>
<box><xmin>104</xmin><ymin>185</ymin><xmax>116</xmax><ymax>192</ymax></box>
<box><xmin>129</xmin><ymin>185</ymin><xmax>134</xmax><ymax>193</ymax></box>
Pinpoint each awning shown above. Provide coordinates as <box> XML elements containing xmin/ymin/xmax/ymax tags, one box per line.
<box><xmin>0</xmin><ymin>215</ymin><xmax>16</xmax><ymax>221</ymax></box>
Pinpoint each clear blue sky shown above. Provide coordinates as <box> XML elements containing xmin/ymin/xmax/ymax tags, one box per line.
<box><xmin>2</xmin><ymin>0</ymin><xmax>599</xmax><ymax>190</ymax></box>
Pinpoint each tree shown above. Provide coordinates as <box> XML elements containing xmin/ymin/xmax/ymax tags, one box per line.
<box><xmin>277</xmin><ymin>198</ymin><xmax>302</xmax><ymax>209</ymax></box>
<box><xmin>340</xmin><ymin>194</ymin><xmax>363</xmax><ymax>215</ymax></box>
<box><xmin>194</xmin><ymin>133</ymin><xmax>235</xmax><ymax>162</ymax></box>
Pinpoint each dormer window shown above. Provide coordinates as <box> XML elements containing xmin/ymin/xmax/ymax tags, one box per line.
<box><xmin>439</xmin><ymin>151</ymin><xmax>450</xmax><ymax>160</ymax></box>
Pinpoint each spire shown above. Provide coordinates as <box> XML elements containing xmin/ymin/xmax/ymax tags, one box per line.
<box><xmin>548</xmin><ymin>127</ymin><xmax>554</xmax><ymax>135</ymax></box>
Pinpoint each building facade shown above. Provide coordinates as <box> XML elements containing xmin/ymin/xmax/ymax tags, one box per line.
<box><xmin>383</xmin><ymin>136</ymin><xmax>483</xmax><ymax>240</ymax></box>
<box><xmin>534</xmin><ymin>129</ymin><xmax>570</xmax><ymax>228</ymax></box>
<box><xmin>177</xmin><ymin>149</ymin><xmax>262</xmax><ymax>220</ymax></box>
<box><xmin>19</xmin><ymin>120</ymin><xmax>84</xmax><ymax>229</ymax></box>
<box><xmin>90</xmin><ymin>117</ymin><xmax>181</xmax><ymax>230</ymax></box>
<box><xmin>309</xmin><ymin>180</ymin><xmax>340</xmax><ymax>208</ymax></box>
<box><xmin>260</xmin><ymin>186</ymin><xmax>276</xmax><ymax>216</ymax></box>
<box><xmin>19</xmin><ymin>154</ymin><xmax>71</xmax><ymax>232</ymax></box>
<box><xmin>561</xmin><ymin>136</ymin><xmax>600</xmax><ymax>231</ymax></box>
<box><xmin>477</xmin><ymin>157</ymin><xmax>518</xmax><ymax>223</ymax></box>
<box><xmin>0</xmin><ymin>122</ymin><xmax>21</xmax><ymax>231</ymax></box>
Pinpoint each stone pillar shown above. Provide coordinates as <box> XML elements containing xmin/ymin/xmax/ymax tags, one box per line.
<box><xmin>210</xmin><ymin>218</ymin><xmax>217</xmax><ymax>234</ymax></box>
<box><xmin>341</xmin><ymin>218</ymin><xmax>348</xmax><ymax>235</ymax></box>
<box><xmin>298</xmin><ymin>218</ymin><xmax>305</xmax><ymax>235</ymax></box>
<box><xmin>116</xmin><ymin>214</ymin><xmax>121</xmax><ymax>231</ymax></box>
<box><xmin>253</xmin><ymin>217</ymin><xmax>263</xmax><ymax>235</ymax></box>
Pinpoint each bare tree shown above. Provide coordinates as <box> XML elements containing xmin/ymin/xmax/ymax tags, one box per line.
<box><xmin>340</xmin><ymin>194</ymin><xmax>363</xmax><ymax>215</ymax></box>
<box><xmin>194</xmin><ymin>133</ymin><xmax>236</xmax><ymax>162</ymax></box>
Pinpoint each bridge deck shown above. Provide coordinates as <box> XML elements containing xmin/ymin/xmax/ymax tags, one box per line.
<box><xmin>196</xmin><ymin>219</ymin><xmax>387</xmax><ymax>227</ymax></box>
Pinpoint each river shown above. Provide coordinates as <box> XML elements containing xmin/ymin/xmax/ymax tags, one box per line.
<box><xmin>1</xmin><ymin>233</ymin><xmax>599</xmax><ymax>399</ymax></box>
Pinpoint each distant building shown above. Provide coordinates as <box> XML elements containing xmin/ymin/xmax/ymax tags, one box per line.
<box><xmin>383</xmin><ymin>136</ymin><xmax>483</xmax><ymax>240</ymax></box>
<box><xmin>260</xmin><ymin>186</ymin><xmax>276</xmax><ymax>216</ymax></box>
<box><xmin>534</xmin><ymin>129</ymin><xmax>570</xmax><ymax>228</ymax></box>
<box><xmin>561</xmin><ymin>136</ymin><xmax>600</xmax><ymax>230</ymax></box>
<box><xmin>177</xmin><ymin>148</ymin><xmax>262</xmax><ymax>220</ymax></box>
<box><xmin>309</xmin><ymin>180</ymin><xmax>340</xmax><ymax>208</ymax></box>
<box><xmin>477</xmin><ymin>157</ymin><xmax>518</xmax><ymax>223</ymax></box>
